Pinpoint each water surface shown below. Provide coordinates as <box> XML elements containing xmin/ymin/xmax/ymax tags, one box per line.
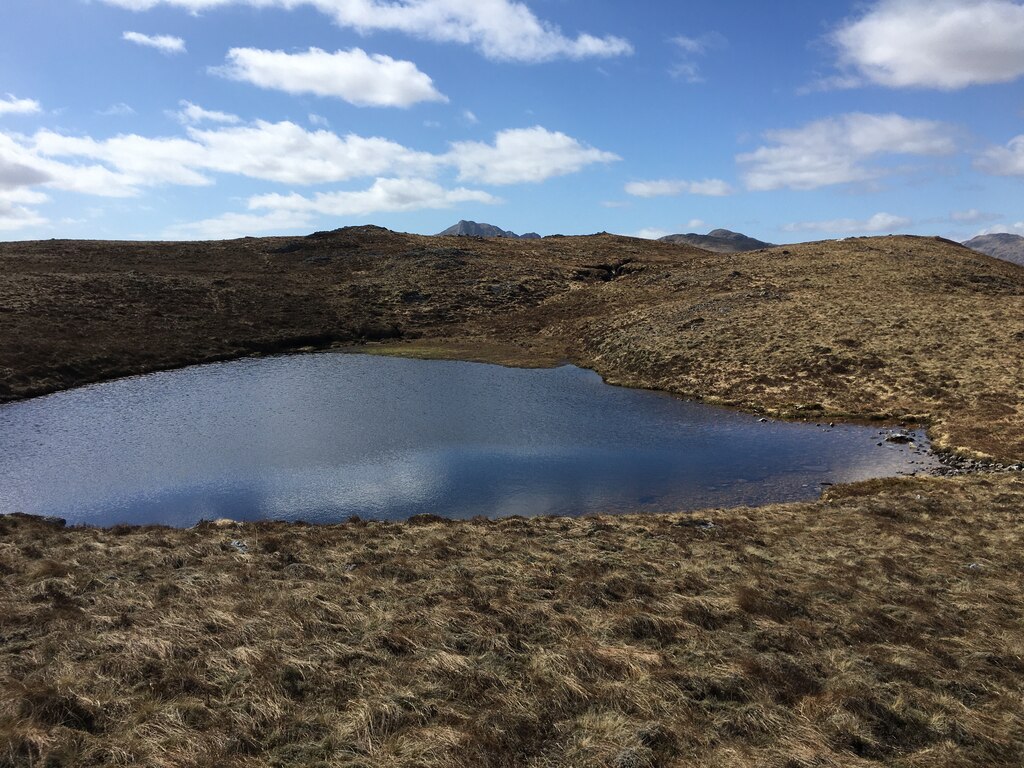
<box><xmin>0</xmin><ymin>353</ymin><xmax>938</xmax><ymax>526</ymax></box>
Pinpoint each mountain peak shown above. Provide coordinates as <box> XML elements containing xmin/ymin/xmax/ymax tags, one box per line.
<box><xmin>436</xmin><ymin>221</ymin><xmax>521</xmax><ymax>238</ymax></box>
<box><xmin>963</xmin><ymin>233</ymin><xmax>1024</xmax><ymax>267</ymax></box>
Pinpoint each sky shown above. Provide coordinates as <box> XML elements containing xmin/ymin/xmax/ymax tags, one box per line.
<box><xmin>1</xmin><ymin>0</ymin><xmax>1023</xmax><ymax>242</ymax></box>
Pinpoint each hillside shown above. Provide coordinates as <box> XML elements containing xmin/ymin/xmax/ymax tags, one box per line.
<box><xmin>658</xmin><ymin>228</ymin><xmax>774</xmax><ymax>253</ymax></box>
<box><xmin>1</xmin><ymin>229</ymin><xmax>1020</xmax><ymax>460</ymax></box>
<box><xmin>964</xmin><ymin>233</ymin><xmax>1024</xmax><ymax>266</ymax></box>
<box><xmin>2</xmin><ymin>228</ymin><xmax>1024</xmax><ymax>767</ymax></box>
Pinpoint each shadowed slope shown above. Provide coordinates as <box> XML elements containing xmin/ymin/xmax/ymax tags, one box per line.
<box><xmin>964</xmin><ymin>233</ymin><xmax>1024</xmax><ymax>267</ymax></box>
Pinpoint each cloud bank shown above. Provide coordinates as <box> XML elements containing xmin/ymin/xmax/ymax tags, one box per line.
<box><xmin>625</xmin><ymin>178</ymin><xmax>733</xmax><ymax>197</ymax></box>
<box><xmin>103</xmin><ymin>0</ymin><xmax>632</xmax><ymax>63</ymax></box>
<box><xmin>739</xmin><ymin>113</ymin><xmax>956</xmax><ymax>191</ymax></box>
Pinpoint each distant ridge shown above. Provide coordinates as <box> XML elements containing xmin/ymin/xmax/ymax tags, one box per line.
<box><xmin>963</xmin><ymin>233</ymin><xmax>1024</xmax><ymax>267</ymax></box>
<box><xmin>436</xmin><ymin>220</ymin><xmax>540</xmax><ymax>239</ymax></box>
<box><xmin>659</xmin><ymin>228</ymin><xmax>774</xmax><ymax>253</ymax></box>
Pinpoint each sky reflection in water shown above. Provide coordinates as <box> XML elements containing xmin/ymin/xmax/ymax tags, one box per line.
<box><xmin>0</xmin><ymin>353</ymin><xmax>938</xmax><ymax>526</ymax></box>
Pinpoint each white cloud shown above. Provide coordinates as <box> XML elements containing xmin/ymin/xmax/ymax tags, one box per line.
<box><xmin>462</xmin><ymin>109</ymin><xmax>479</xmax><ymax>125</ymax></box>
<box><xmin>21</xmin><ymin>121</ymin><xmax>440</xmax><ymax>191</ymax></box>
<box><xmin>188</xmin><ymin>122</ymin><xmax>441</xmax><ymax>183</ymax></box>
<box><xmin>783</xmin><ymin>212</ymin><xmax>911</xmax><ymax>234</ymax></box>
<box><xmin>951</xmin><ymin>209</ymin><xmax>1000</xmax><ymax>223</ymax></box>
<box><xmin>687</xmin><ymin>218</ymin><xmax>705</xmax><ymax>229</ymax></box>
<box><xmin>0</xmin><ymin>133</ymin><xmax>141</xmax><ymax>198</ymax></box>
<box><xmin>976</xmin><ymin>134</ymin><xmax>1024</xmax><ymax>176</ymax></box>
<box><xmin>671</xmin><ymin>35</ymin><xmax>710</xmax><ymax>55</ymax></box>
<box><xmin>215</xmin><ymin>47</ymin><xmax>447</xmax><ymax>108</ymax></box>
<box><xmin>975</xmin><ymin>221</ymin><xmax>1024</xmax><ymax>236</ymax></box>
<box><xmin>625</xmin><ymin>178</ymin><xmax>733</xmax><ymax>197</ymax></box>
<box><xmin>165</xmin><ymin>209</ymin><xmax>315</xmax><ymax>240</ymax></box>
<box><xmin>102</xmin><ymin>0</ymin><xmax>633</xmax><ymax>63</ymax></box>
<box><xmin>0</xmin><ymin>199</ymin><xmax>48</xmax><ymax>231</ymax></box>
<box><xmin>633</xmin><ymin>227</ymin><xmax>671</xmax><ymax>239</ymax></box>
<box><xmin>0</xmin><ymin>156</ymin><xmax>53</xmax><ymax>190</ymax></box>
<box><xmin>98</xmin><ymin>103</ymin><xmax>137</xmax><ymax>117</ymax></box>
<box><xmin>738</xmin><ymin>113</ymin><xmax>956</xmax><ymax>191</ymax></box>
<box><xmin>122</xmin><ymin>30</ymin><xmax>186</xmax><ymax>54</ymax></box>
<box><xmin>449</xmin><ymin>126</ymin><xmax>618</xmax><ymax>184</ymax></box>
<box><xmin>669</xmin><ymin>63</ymin><xmax>703</xmax><ymax>83</ymax></box>
<box><xmin>0</xmin><ymin>94</ymin><xmax>42</xmax><ymax>117</ymax></box>
<box><xmin>832</xmin><ymin>0</ymin><xmax>1024</xmax><ymax>90</ymax></box>
<box><xmin>32</xmin><ymin>130</ymin><xmax>213</xmax><ymax>188</ymax></box>
<box><xmin>308</xmin><ymin>114</ymin><xmax>329</xmax><ymax>127</ymax></box>
<box><xmin>167</xmin><ymin>177</ymin><xmax>498</xmax><ymax>239</ymax></box>
<box><xmin>0</xmin><ymin>181</ymin><xmax>50</xmax><ymax>231</ymax></box>
<box><xmin>2</xmin><ymin>117</ymin><xmax>614</xmax><ymax>204</ymax></box>
<box><xmin>250</xmin><ymin>177</ymin><xmax>498</xmax><ymax>216</ymax></box>
<box><xmin>669</xmin><ymin>32</ymin><xmax>725</xmax><ymax>83</ymax></box>
<box><xmin>174</xmin><ymin>100</ymin><xmax>240</xmax><ymax>125</ymax></box>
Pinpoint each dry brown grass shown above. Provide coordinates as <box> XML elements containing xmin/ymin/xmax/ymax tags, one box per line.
<box><xmin>2</xmin><ymin>475</ymin><xmax>1023</xmax><ymax>767</ymax></box>
<box><xmin>2</xmin><ymin>228</ymin><xmax>1024</xmax><ymax>766</ymax></box>
<box><xmin>1</xmin><ymin>229</ymin><xmax>1022</xmax><ymax>460</ymax></box>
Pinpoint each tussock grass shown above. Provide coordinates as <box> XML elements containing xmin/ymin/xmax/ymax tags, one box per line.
<box><xmin>2</xmin><ymin>475</ymin><xmax>1023</xmax><ymax>766</ymax></box>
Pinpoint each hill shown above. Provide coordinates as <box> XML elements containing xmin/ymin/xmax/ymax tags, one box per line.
<box><xmin>1</xmin><ymin>228</ymin><xmax>1020</xmax><ymax>460</ymax></box>
<box><xmin>964</xmin><ymin>232</ymin><xmax>1024</xmax><ymax>266</ymax></box>
<box><xmin>2</xmin><ymin>228</ymin><xmax>1023</xmax><ymax>767</ymax></box>
<box><xmin>658</xmin><ymin>228</ymin><xmax>774</xmax><ymax>253</ymax></box>
<box><xmin>436</xmin><ymin>220</ymin><xmax>540</xmax><ymax>239</ymax></box>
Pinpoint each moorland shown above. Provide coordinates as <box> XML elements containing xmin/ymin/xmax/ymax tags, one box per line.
<box><xmin>1</xmin><ymin>228</ymin><xmax>1022</xmax><ymax>766</ymax></box>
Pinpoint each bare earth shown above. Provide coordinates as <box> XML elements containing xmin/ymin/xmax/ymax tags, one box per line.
<box><xmin>1</xmin><ymin>228</ymin><xmax>1023</xmax><ymax>766</ymax></box>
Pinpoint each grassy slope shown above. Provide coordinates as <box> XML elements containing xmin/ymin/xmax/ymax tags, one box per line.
<box><xmin>1</xmin><ymin>230</ymin><xmax>1021</xmax><ymax>459</ymax></box>
<box><xmin>2</xmin><ymin>476</ymin><xmax>1022</xmax><ymax>767</ymax></box>
<box><xmin>1</xmin><ymin>229</ymin><xmax>1023</xmax><ymax>766</ymax></box>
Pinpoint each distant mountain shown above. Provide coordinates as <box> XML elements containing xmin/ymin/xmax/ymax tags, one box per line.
<box><xmin>658</xmin><ymin>229</ymin><xmax>774</xmax><ymax>253</ymax></box>
<box><xmin>963</xmin><ymin>233</ymin><xmax>1024</xmax><ymax>267</ymax></box>
<box><xmin>437</xmin><ymin>220</ymin><xmax>525</xmax><ymax>238</ymax></box>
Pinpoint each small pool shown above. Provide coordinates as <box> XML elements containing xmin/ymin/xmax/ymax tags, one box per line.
<box><xmin>0</xmin><ymin>353</ymin><xmax>938</xmax><ymax>526</ymax></box>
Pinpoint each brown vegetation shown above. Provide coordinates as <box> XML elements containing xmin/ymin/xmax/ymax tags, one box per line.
<box><xmin>2</xmin><ymin>228</ymin><xmax>1024</xmax><ymax>765</ymax></box>
<box><xmin>2</xmin><ymin>475</ymin><xmax>1023</xmax><ymax>767</ymax></box>
<box><xmin>1</xmin><ymin>228</ymin><xmax>1022</xmax><ymax>460</ymax></box>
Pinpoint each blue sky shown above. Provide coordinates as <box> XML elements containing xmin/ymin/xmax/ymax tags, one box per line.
<box><xmin>1</xmin><ymin>0</ymin><xmax>1022</xmax><ymax>242</ymax></box>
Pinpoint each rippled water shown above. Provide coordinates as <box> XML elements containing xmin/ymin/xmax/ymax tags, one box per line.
<box><xmin>0</xmin><ymin>353</ymin><xmax>939</xmax><ymax>526</ymax></box>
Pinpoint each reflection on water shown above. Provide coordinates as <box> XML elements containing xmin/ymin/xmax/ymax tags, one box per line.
<box><xmin>0</xmin><ymin>353</ymin><xmax>939</xmax><ymax>526</ymax></box>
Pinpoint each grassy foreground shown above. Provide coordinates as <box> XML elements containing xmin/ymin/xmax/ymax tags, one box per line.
<box><xmin>2</xmin><ymin>475</ymin><xmax>1023</xmax><ymax>767</ymax></box>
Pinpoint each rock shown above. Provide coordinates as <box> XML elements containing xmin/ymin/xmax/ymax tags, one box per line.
<box><xmin>885</xmin><ymin>431</ymin><xmax>915</xmax><ymax>444</ymax></box>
